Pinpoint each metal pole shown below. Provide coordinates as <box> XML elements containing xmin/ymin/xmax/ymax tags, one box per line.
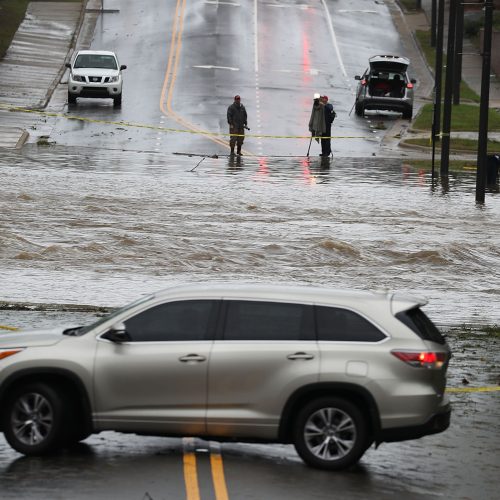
<box><xmin>476</xmin><ymin>0</ymin><xmax>493</xmax><ymax>203</ymax></box>
<box><xmin>307</xmin><ymin>135</ymin><xmax>313</xmax><ymax>157</ymax></box>
<box><xmin>431</xmin><ymin>0</ymin><xmax>437</xmax><ymax>47</ymax></box>
<box><xmin>431</xmin><ymin>0</ymin><xmax>445</xmax><ymax>177</ymax></box>
<box><xmin>453</xmin><ymin>1</ymin><xmax>465</xmax><ymax>105</ymax></box>
<box><xmin>440</xmin><ymin>0</ymin><xmax>458</xmax><ymax>177</ymax></box>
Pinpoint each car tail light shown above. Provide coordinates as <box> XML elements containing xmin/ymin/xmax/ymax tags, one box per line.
<box><xmin>361</xmin><ymin>79</ymin><xmax>367</xmax><ymax>86</ymax></box>
<box><xmin>0</xmin><ymin>349</ymin><xmax>23</xmax><ymax>361</ymax></box>
<box><xmin>391</xmin><ymin>350</ymin><xmax>446</xmax><ymax>368</ymax></box>
<box><xmin>406</xmin><ymin>82</ymin><xmax>414</xmax><ymax>89</ymax></box>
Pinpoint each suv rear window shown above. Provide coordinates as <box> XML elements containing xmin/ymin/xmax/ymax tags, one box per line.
<box><xmin>316</xmin><ymin>306</ymin><xmax>387</xmax><ymax>342</ymax></box>
<box><xmin>223</xmin><ymin>301</ymin><xmax>314</xmax><ymax>341</ymax></box>
<box><xmin>396</xmin><ymin>308</ymin><xmax>446</xmax><ymax>344</ymax></box>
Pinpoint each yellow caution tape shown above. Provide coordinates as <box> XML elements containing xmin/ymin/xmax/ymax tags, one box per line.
<box><xmin>0</xmin><ymin>103</ymin><xmax>370</xmax><ymax>140</ymax></box>
<box><xmin>446</xmin><ymin>386</ymin><xmax>500</xmax><ymax>393</ymax></box>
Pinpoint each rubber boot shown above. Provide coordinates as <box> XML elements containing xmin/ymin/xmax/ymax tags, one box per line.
<box><xmin>237</xmin><ymin>146</ymin><xmax>242</xmax><ymax>156</ymax></box>
<box><xmin>230</xmin><ymin>146</ymin><xmax>235</xmax><ymax>155</ymax></box>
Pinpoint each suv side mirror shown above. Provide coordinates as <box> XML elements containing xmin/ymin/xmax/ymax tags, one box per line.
<box><xmin>120</xmin><ymin>65</ymin><xmax>127</xmax><ymax>70</ymax></box>
<box><xmin>354</xmin><ymin>75</ymin><xmax>361</xmax><ymax>80</ymax></box>
<box><xmin>65</xmin><ymin>63</ymin><xmax>71</xmax><ymax>69</ymax></box>
<box><xmin>102</xmin><ymin>323</ymin><xmax>131</xmax><ymax>343</ymax></box>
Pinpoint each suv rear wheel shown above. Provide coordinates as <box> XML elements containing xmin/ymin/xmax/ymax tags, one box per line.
<box><xmin>293</xmin><ymin>397</ymin><xmax>369</xmax><ymax>470</ymax></box>
<box><xmin>2</xmin><ymin>383</ymin><xmax>67</xmax><ymax>456</ymax></box>
<box><xmin>402</xmin><ymin>107</ymin><xmax>413</xmax><ymax>120</ymax></box>
<box><xmin>355</xmin><ymin>101</ymin><xmax>364</xmax><ymax>117</ymax></box>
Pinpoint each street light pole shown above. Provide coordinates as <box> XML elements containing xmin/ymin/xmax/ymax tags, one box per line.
<box><xmin>431</xmin><ymin>0</ymin><xmax>445</xmax><ymax>178</ymax></box>
<box><xmin>476</xmin><ymin>0</ymin><xmax>493</xmax><ymax>203</ymax></box>
<box><xmin>453</xmin><ymin>1</ymin><xmax>464</xmax><ymax>105</ymax></box>
<box><xmin>440</xmin><ymin>0</ymin><xmax>458</xmax><ymax>177</ymax></box>
<box><xmin>431</xmin><ymin>0</ymin><xmax>437</xmax><ymax>47</ymax></box>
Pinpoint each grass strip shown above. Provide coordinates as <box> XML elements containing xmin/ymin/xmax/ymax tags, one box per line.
<box><xmin>404</xmin><ymin>137</ymin><xmax>500</xmax><ymax>153</ymax></box>
<box><xmin>413</xmin><ymin>103</ymin><xmax>500</xmax><ymax>131</ymax></box>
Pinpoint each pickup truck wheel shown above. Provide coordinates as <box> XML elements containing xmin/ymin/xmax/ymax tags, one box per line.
<box><xmin>293</xmin><ymin>397</ymin><xmax>368</xmax><ymax>470</ymax></box>
<box><xmin>113</xmin><ymin>94</ymin><xmax>122</xmax><ymax>107</ymax></box>
<box><xmin>68</xmin><ymin>92</ymin><xmax>77</xmax><ymax>104</ymax></box>
<box><xmin>2</xmin><ymin>383</ymin><xmax>67</xmax><ymax>456</ymax></box>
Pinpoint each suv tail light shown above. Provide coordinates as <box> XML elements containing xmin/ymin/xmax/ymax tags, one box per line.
<box><xmin>391</xmin><ymin>350</ymin><xmax>446</xmax><ymax>368</ymax></box>
<box><xmin>406</xmin><ymin>82</ymin><xmax>414</xmax><ymax>89</ymax></box>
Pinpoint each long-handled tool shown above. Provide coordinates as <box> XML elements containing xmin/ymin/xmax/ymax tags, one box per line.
<box><xmin>306</xmin><ymin>133</ymin><xmax>313</xmax><ymax>157</ymax></box>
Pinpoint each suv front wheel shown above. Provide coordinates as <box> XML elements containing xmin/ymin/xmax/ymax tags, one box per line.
<box><xmin>2</xmin><ymin>383</ymin><xmax>67</xmax><ymax>456</ymax></box>
<box><xmin>293</xmin><ymin>397</ymin><xmax>369</xmax><ymax>470</ymax></box>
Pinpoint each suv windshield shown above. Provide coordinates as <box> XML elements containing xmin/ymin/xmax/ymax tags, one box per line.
<box><xmin>68</xmin><ymin>294</ymin><xmax>154</xmax><ymax>336</ymax></box>
<box><xmin>74</xmin><ymin>54</ymin><xmax>117</xmax><ymax>70</ymax></box>
<box><xmin>396</xmin><ymin>307</ymin><xmax>446</xmax><ymax>344</ymax></box>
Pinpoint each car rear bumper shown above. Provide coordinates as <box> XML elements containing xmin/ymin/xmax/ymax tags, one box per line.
<box><xmin>362</xmin><ymin>97</ymin><xmax>412</xmax><ymax>113</ymax></box>
<box><xmin>378</xmin><ymin>403</ymin><xmax>451</xmax><ymax>443</ymax></box>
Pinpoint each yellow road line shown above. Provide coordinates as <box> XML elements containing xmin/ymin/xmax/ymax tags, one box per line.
<box><xmin>210</xmin><ymin>442</ymin><xmax>229</xmax><ymax>500</ymax></box>
<box><xmin>160</xmin><ymin>0</ymin><xmax>241</xmax><ymax>152</ymax></box>
<box><xmin>183</xmin><ymin>438</ymin><xmax>201</xmax><ymax>500</ymax></box>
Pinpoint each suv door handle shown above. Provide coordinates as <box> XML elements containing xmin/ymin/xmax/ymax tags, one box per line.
<box><xmin>179</xmin><ymin>354</ymin><xmax>207</xmax><ymax>363</ymax></box>
<box><xmin>287</xmin><ymin>352</ymin><xmax>315</xmax><ymax>361</ymax></box>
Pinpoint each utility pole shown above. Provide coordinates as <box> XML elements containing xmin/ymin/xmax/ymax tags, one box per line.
<box><xmin>431</xmin><ymin>0</ymin><xmax>437</xmax><ymax>47</ymax></box>
<box><xmin>453</xmin><ymin>1</ymin><xmax>465</xmax><ymax>104</ymax></box>
<box><xmin>440</xmin><ymin>0</ymin><xmax>458</xmax><ymax>177</ymax></box>
<box><xmin>431</xmin><ymin>0</ymin><xmax>445</xmax><ymax>178</ymax></box>
<box><xmin>476</xmin><ymin>0</ymin><xmax>494</xmax><ymax>203</ymax></box>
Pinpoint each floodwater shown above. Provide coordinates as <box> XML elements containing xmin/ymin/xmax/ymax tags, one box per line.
<box><xmin>0</xmin><ymin>144</ymin><xmax>499</xmax><ymax>499</ymax></box>
<box><xmin>1</xmin><ymin>144</ymin><xmax>499</xmax><ymax>329</ymax></box>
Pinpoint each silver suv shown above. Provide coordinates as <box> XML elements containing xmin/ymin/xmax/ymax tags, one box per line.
<box><xmin>354</xmin><ymin>55</ymin><xmax>416</xmax><ymax>120</ymax></box>
<box><xmin>0</xmin><ymin>283</ymin><xmax>451</xmax><ymax>470</ymax></box>
<box><xmin>65</xmin><ymin>50</ymin><xmax>126</xmax><ymax>106</ymax></box>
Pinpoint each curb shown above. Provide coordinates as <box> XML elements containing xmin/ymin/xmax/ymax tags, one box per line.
<box><xmin>40</xmin><ymin>0</ymin><xmax>90</xmax><ymax>110</ymax></box>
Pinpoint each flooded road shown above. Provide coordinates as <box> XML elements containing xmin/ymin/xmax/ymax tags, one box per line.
<box><xmin>1</xmin><ymin>145</ymin><xmax>499</xmax><ymax>328</ymax></box>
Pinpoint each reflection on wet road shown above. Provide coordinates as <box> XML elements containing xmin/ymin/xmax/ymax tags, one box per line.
<box><xmin>1</xmin><ymin>145</ymin><xmax>499</xmax><ymax>327</ymax></box>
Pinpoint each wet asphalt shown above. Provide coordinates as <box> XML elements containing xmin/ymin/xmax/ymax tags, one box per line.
<box><xmin>0</xmin><ymin>0</ymin><xmax>499</xmax><ymax>498</ymax></box>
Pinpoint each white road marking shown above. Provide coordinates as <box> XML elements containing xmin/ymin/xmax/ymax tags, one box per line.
<box><xmin>193</xmin><ymin>65</ymin><xmax>239</xmax><ymax>71</ymax></box>
<box><xmin>338</xmin><ymin>10</ymin><xmax>378</xmax><ymax>14</ymax></box>
<box><xmin>320</xmin><ymin>0</ymin><xmax>350</xmax><ymax>88</ymax></box>
<box><xmin>205</xmin><ymin>1</ymin><xmax>240</xmax><ymax>6</ymax></box>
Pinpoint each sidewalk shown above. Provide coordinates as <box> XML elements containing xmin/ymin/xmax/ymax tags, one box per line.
<box><xmin>418</xmin><ymin>0</ymin><xmax>500</xmax><ymax>107</ymax></box>
<box><xmin>0</xmin><ymin>0</ymin><xmax>498</xmax><ymax>151</ymax></box>
<box><xmin>0</xmin><ymin>0</ymin><xmax>100</xmax><ymax>149</ymax></box>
